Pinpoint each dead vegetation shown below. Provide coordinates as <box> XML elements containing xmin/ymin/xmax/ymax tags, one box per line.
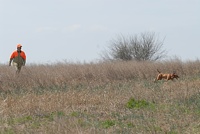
<box><xmin>0</xmin><ymin>59</ymin><xmax>200</xmax><ymax>133</ymax></box>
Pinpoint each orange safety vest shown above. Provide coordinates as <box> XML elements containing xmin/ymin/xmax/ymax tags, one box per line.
<box><xmin>10</xmin><ymin>50</ymin><xmax>26</xmax><ymax>60</ymax></box>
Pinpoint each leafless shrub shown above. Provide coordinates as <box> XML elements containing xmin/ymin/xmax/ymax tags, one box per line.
<box><xmin>101</xmin><ymin>32</ymin><xmax>167</xmax><ymax>61</ymax></box>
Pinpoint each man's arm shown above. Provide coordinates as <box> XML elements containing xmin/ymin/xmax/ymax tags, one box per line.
<box><xmin>22</xmin><ymin>51</ymin><xmax>26</xmax><ymax>66</ymax></box>
<box><xmin>9</xmin><ymin>58</ymin><xmax>13</xmax><ymax>66</ymax></box>
<box><xmin>9</xmin><ymin>51</ymin><xmax>15</xmax><ymax>66</ymax></box>
<box><xmin>23</xmin><ymin>59</ymin><xmax>26</xmax><ymax>66</ymax></box>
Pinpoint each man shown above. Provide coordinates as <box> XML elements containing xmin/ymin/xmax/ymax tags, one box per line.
<box><xmin>9</xmin><ymin>44</ymin><xmax>26</xmax><ymax>73</ymax></box>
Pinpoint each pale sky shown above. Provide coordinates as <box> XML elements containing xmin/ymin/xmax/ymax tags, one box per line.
<box><xmin>0</xmin><ymin>0</ymin><xmax>199</xmax><ymax>64</ymax></box>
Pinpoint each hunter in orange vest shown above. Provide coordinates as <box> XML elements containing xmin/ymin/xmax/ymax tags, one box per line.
<box><xmin>9</xmin><ymin>44</ymin><xmax>26</xmax><ymax>73</ymax></box>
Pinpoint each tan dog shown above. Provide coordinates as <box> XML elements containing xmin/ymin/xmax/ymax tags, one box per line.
<box><xmin>154</xmin><ymin>69</ymin><xmax>179</xmax><ymax>82</ymax></box>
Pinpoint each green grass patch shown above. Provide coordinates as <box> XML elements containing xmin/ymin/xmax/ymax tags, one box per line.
<box><xmin>126</xmin><ymin>97</ymin><xmax>154</xmax><ymax>109</ymax></box>
<box><xmin>101</xmin><ymin>120</ymin><xmax>116</xmax><ymax>129</ymax></box>
<box><xmin>70</xmin><ymin>111</ymin><xmax>80</xmax><ymax>117</ymax></box>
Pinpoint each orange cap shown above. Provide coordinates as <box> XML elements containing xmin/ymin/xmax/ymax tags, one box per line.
<box><xmin>17</xmin><ymin>44</ymin><xmax>22</xmax><ymax>48</ymax></box>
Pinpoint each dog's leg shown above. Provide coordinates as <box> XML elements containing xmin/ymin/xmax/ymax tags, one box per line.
<box><xmin>154</xmin><ymin>75</ymin><xmax>160</xmax><ymax>82</ymax></box>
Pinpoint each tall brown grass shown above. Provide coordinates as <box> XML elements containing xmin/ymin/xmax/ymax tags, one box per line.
<box><xmin>0</xmin><ymin>59</ymin><xmax>200</xmax><ymax>133</ymax></box>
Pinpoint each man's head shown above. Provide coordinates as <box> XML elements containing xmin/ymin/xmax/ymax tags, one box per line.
<box><xmin>17</xmin><ymin>44</ymin><xmax>22</xmax><ymax>51</ymax></box>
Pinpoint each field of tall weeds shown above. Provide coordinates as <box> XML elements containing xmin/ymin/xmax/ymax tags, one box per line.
<box><xmin>0</xmin><ymin>59</ymin><xmax>200</xmax><ymax>133</ymax></box>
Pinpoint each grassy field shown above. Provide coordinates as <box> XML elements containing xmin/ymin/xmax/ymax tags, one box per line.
<box><xmin>0</xmin><ymin>59</ymin><xmax>200</xmax><ymax>134</ymax></box>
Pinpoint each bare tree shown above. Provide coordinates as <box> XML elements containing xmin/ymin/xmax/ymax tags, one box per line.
<box><xmin>101</xmin><ymin>32</ymin><xmax>167</xmax><ymax>61</ymax></box>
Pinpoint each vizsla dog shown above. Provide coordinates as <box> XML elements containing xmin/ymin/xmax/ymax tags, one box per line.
<box><xmin>154</xmin><ymin>69</ymin><xmax>179</xmax><ymax>82</ymax></box>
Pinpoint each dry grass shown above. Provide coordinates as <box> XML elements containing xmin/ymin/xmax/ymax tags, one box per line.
<box><xmin>0</xmin><ymin>59</ymin><xmax>200</xmax><ymax>133</ymax></box>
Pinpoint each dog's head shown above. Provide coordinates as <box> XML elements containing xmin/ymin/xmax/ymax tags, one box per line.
<box><xmin>172</xmin><ymin>73</ymin><xmax>179</xmax><ymax>79</ymax></box>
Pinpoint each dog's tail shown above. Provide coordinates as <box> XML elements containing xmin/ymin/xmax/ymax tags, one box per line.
<box><xmin>157</xmin><ymin>69</ymin><xmax>161</xmax><ymax>73</ymax></box>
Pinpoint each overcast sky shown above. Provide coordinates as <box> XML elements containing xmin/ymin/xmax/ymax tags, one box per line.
<box><xmin>0</xmin><ymin>0</ymin><xmax>199</xmax><ymax>64</ymax></box>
